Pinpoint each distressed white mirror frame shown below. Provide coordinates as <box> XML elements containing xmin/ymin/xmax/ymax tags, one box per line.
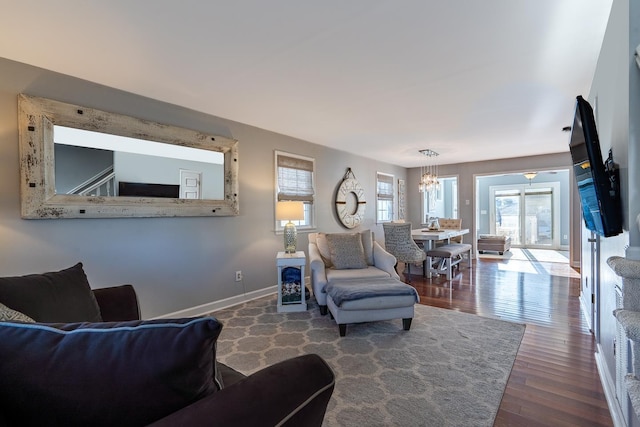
<box><xmin>18</xmin><ymin>94</ymin><xmax>239</xmax><ymax>219</ymax></box>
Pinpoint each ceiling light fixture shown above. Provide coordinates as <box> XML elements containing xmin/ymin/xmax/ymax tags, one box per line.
<box><xmin>523</xmin><ymin>172</ymin><xmax>537</xmax><ymax>185</ymax></box>
<box><xmin>418</xmin><ymin>149</ymin><xmax>440</xmax><ymax>193</ymax></box>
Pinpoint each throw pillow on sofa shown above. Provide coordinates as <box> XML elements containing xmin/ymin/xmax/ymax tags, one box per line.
<box><xmin>0</xmin><ymin>302</ymin><xmax>34</xmax><ymax>323</ymax></box>
<box><xmin>0</xmin><ymin>262</ymin><xmax>102</xmax><ymax>323</ymax></box>
<box><xmin>0</xmin><ymin>317</ymin><xmax>222</xmax><ymax>427</ymax></box>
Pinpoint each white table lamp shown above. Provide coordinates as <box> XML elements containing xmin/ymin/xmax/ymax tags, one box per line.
<box><xmin>276</xmin><ymin>201</ymin><xmax>305</xmax><ymax>253</ymax></box>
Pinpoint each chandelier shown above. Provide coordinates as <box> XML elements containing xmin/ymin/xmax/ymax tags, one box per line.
<box><xmin>418</xmin><ymin>149</ymin><xmax>440</xmax><ymax>193</ymax></box>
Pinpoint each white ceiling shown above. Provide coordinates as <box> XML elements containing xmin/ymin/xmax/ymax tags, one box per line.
<box><xmin>0</xmin><ymin>1</ymin><xmax>613</xmax><ymax>168</ymax></box>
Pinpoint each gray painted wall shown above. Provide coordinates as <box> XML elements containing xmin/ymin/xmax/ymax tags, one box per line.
<box><xmin>407</xmin><ymin>153</ymin><xmax>577</xmax><ymax>260</ymax></box>
<box><xmin>587</xmin><ymin>0</ymin><xmax>630</xmax><ymax>399</ymax></box>
<box><xmin>0</xmin><ymin>57</ymin><xmax>405</xmax><ymax>318</ymax></box>
<box><xmin>54</xmin><ymin>144</ymin><xmax>113</xmax><ymax>194</ymax></box>
<box><xmin>114</xmin><ymin>152</ymin><xmax>223</xmax><ymax>199</ymax></box>
<box><xmin>587</xmin><ymin>1</ymin><xmax>640</xmax><ymax>424</ymax></box>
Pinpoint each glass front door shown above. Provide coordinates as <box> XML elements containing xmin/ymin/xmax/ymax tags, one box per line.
<box><xmin>524</xmin><ymin>188</ymin><xmax>553</xmax><ymax>246</ymax></box>
<box><xmin>494</xmin><ymin>189</ymin><xmax>521</xmax><ymax>244</ymax></box>
<box><xmin>491</xmin><ymin>183</ymin><xmax>559</xmax><ymax>249</ymax></box>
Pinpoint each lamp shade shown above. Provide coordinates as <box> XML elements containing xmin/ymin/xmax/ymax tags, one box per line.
<box><xmin>276</xmin><ymin>201</ymin><xmax>305</xmax><ymax>221</ymax></box>
<box><xmin>276</xmin><ymin>201</ymin><xmax>304</xmax><ymax>253</ymax></box>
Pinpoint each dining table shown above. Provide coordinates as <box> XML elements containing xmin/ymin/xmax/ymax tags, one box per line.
<box><xmin>411</xmin><ymin>228</ymin><xmax>470</xmax><ymax>252</ymax></box>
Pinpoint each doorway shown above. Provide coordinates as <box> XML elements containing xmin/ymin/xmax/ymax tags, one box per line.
<box><xmin>490</xmin><ymin>182</ymin><xmax>561</xmax><ymax>249</ymax></box>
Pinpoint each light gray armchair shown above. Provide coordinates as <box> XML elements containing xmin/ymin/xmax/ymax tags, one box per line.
<box><xmin>308</xmin><ymin>230</ymin><xmax>399</xmax><ymax>315</ymax></box>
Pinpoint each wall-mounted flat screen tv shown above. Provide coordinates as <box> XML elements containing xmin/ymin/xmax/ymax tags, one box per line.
<box><xmin>569</xmin><ymin>95</ymin><xmax>622</xmax><ymax>237</ymax></box>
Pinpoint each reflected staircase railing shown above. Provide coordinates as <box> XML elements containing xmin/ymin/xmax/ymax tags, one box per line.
<box><xmin>66</xmin><ymin>166</ymin><xmax>115</xmax><ymax>196</ymax></box>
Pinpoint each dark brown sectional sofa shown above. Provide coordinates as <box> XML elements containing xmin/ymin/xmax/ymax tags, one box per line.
<box><xmin>0</xmin><ymin>263</ymin><xmax>335</xmax><ymax>426</ymax></box>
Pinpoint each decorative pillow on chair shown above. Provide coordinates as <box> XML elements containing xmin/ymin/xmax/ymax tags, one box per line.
<box><xmin>0</xmin><ymin>302</ymin><xmax>34</xmax><ymax>323</ymax></box>
<box><xmin>0</xmin><ymin>262</ymin><xmax>102</xmax><ymax>323</ymax></box>
<box><xmin>0</xmin><ymin>317</ymin><xmax>222</xmax><ymax>427</ymax></box>
<box><xmin>326</xmin><ymin>233</ymin><xmax>368</xmax><ymax>270</ymax></box>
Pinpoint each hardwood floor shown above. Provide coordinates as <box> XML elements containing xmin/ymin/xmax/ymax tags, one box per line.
<box><xmin>403</xmin><ymin>254</ymin><xmax>613</xmax><ymax>426</ymax></box>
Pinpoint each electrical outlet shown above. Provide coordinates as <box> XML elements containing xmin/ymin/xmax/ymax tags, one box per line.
<box><xmin>235</xmin><ymin>271</ymin><xmax>242</xmax><ymax>282</ymax></box>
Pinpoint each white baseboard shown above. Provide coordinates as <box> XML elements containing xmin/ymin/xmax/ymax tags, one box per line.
<box><xmin>596</xmin><ymin>344</ymin><xmax>627</xmax><ymax>427</ymax></box>
<box><xmin>152</xmin><ymin>285</ymin><xmax>277</xmax><ymax>319</ymax></box>
<box><xmin>579</xmin><ymin>295</ymin><xmax>593</xmax><ymax>333</ymax></box>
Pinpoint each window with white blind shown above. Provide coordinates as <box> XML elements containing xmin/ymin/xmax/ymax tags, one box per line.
<box><xmin>376</xmin><ymin>172</ymin><xmax>394</xmax><ymax>223</ymax></box>
<box><xmin>275</xmin><ymin>151</ymin><xmax>316</xmax><ymax>230</ymax></box>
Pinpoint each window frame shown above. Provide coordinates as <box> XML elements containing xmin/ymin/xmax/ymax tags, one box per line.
<box><xmin>274</xmin><ymin>150</ymin><xmax>316</xmax><ymax>232</ymax></box>
<box><xmin>376</xmin><ymin>172</ymin><xmax>395</xmax><ymax>223</ymax></box>
<box><xmin>422</xmin><ymin>175</ymin><xmax>459</xmax><ymax>224</ymax></box>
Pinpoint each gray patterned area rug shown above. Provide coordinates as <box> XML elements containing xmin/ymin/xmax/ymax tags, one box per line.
<box><xmin>212</xmin><ymin>297</ymin><xmax>525</xmax><ymax>427</ymax></box>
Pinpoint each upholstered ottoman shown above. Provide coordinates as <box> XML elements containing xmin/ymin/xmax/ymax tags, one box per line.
<box><xmin>325</xmin><ymin>277</ymin><xmax>419</xmax><ymax>336</ymax></box>
<box><xmin>477</xmin><ymin>234</ymin><xmax>511</xmax><ymax>255</ymax></box>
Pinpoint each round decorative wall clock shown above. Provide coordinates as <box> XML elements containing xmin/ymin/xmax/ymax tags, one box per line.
<box><xmin>335</xmin><ymin>168</ymin><xmax>366</xmax><ymax>229</ymax></box>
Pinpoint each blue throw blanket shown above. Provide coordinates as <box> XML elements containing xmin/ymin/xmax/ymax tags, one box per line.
<box><xmin>326</xmin><ymin>279</ymin><xmax>419</xmax><ymax>307</ymax></box>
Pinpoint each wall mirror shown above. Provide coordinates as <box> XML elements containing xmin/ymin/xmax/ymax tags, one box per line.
<box><xmin>18</xmin><ymin>94</ymin><xmax>239</xmax><ymax>218</ymax></box>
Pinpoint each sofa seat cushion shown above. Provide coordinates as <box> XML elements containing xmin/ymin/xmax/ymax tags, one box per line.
<box><xmin>0</xmin><ymin>262</ymin><xmax>102</xmax><ymax>323</ymax></box>
<box><xmin>326</xmin><ymin>266</ymin><xmax>391</xmax><ymax>286</ymax></box>
<box><xmin>0</xmin><ymin>317</ymin><xmax>222</xmax><ymax>427</ymax></box>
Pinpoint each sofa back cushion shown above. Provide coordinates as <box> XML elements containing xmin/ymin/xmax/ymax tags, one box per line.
<box><xmin>360</xmin><ymin>229</ymin><xmax>375</xmax><ymax>265</ymax></box>
<box><xmin>0</xmin><ymin>263</ymin><xmax>102</xmax><ymax>323</ymax></box>
<box><xmin>0</xmin><ymin>317</ymin><xmax>222</xmax><ymax>427</ymax></box>
<box><xmin>315</xmin><ymin>233</ymin><xmax>334</xmax><ymax>267</ymax></box>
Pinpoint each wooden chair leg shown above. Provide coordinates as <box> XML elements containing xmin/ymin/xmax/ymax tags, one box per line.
<box><xmin>339</xmin><ymin>324</ymin><xmax>347</xmax><ymax>337</ymax></box>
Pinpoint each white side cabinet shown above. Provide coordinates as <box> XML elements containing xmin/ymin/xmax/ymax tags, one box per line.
<box><xmin>276</xmin><ymin>251</ymin><xmax>307</xmax><ymax>313</ymax></box>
